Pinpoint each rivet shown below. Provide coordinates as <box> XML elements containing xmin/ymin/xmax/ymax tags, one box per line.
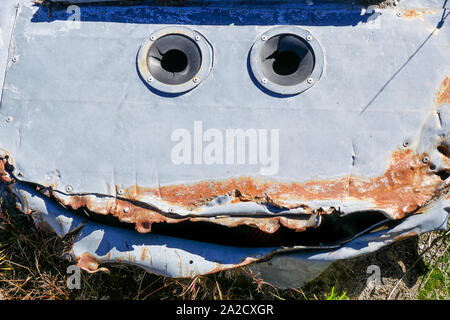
<box><xmin>307</xmin><ymin>78</ymin><xmax>314</xmax><ymax>84</ymax></box>
<box><xmin>195</xmin><ymin>35</ymin><xmax>200</xmax><ymax>41</ymax></box>
<box><xmin>422</xmin><ymin>156</ymin><xmax>429</xmax><ymax>164</ymax></box>
<box><xmin>65</xmin><ymin>185</ymin><xmax>73</xmax><ymax>193</ymax></box>
<box><xmin>193</xmin><ymin>77</ymin><xmax>199</xmax><ymax>83</ymax></box>
<box><xmin>306</xmin><ymin>35</ymin><xmax>313</xmax><ymax>41</ymax></box>
<box><xmin>396</xmin><ymin>11</ymin><xmax>403</xmax><ymax>17</ymax></box>
<box><xmin>261</xmin><ymin>35</ymin><xmax>268</xmax><ymax>41</ymax></box>
<box><xmin>402</xmin><ymin>140</ymin><xmax>409</xmax><ymax>148</ymax></box>
<box><xmin>261</xmin><ymin>78</ymin><xmax>268</xmax><ymax>84</ymax></box>
<box><xmin>12</xmin><ymin>56</ymin><xmax>18</xmax><ymax>63</ymax></box>
<box><xmin>147</xmin><ymin>76</ymin><xmax>153</xmax><ymax>83</ymax></box>
<box><xmin>117</xmin><ymin>189</ymin><xmax>124</xmax><ymax>195</ymax></box>
<box><xmin>5</xmin><ymin>116</ymin><xmax>13</xmax><ymax>123</ymax></box>
<box><xmin>150</xmin><ymin>36</ymin><xmax>156</xmax><ymax>41</ymax></box>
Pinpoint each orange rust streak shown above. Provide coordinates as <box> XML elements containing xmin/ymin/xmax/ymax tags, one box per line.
<box><xmin>58</xmin><ymin>195</ymin><xmax>187</xmax><ymax>233</ymax></box>
<box><xmin>0</xmin><ymin>159</ymin><xmax>12</xmax><ymax>183</ymax></box>
<box><xmin>140</xmin><ymin>248</ymin><xmax>148</xmax><ymax>262</ymax></box>
<box><xmin>206</xmin><ymin>257</ymin><xmax>257</xmax><ymax>275</ymax></box>
<box><xmin>57</xmin><ymin>192</ymin><xmax>311</xmax><ymax>234</ymax></box>
<box><xmin>436</xmin><ymin>76</ymin><xmax>450</xmax><ymax>106</ymax></box>
<box><xmin>394</xmin><ymin>231</ymin><xmax>417</xmax><ymax>242</ymax></box>
<box><xmin>125</xmin><ymin>150</ymin><xmax>441</xmax><ymax>219</ymax></box>
<box><xmin>76</xmin><ymin>253</ymin><xmax>111</xmax><ymax>274</ymax></box>
<box><xmin>77</xmin><ymin>253</ymin><xmax>100</xmax><ymax>273</ymax></box>
<box><xmin>54</xmin><ymin>149</ymin><xmax>445</xmax><ymax>235</ymax></box>
<box><xmin>403</xmin><ymin>9</ymin><xmax>435</xmax><ymax>19</ymax></box>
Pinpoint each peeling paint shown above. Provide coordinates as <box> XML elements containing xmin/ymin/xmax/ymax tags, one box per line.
<box><xmin>393</xmin><ymin>231</ymin><xmax>417</xmax><ymax>242</ymax></box>
<box><xmin>138</xmin><ymin>149</ymin><xmax>441</xmax><ymax>219</ymax></box>
<box><xmin>77</xmin><ymin>252</ymin><xmax>110</xmax><ymax>273</ymax></box>
<box><xmin>0</xmin><ymin>158</ymin><xmax>12</xmax><ymax>183</ymax></box>
<box><xmin>402</xmin><ymin>9</ymin><xmax>436</xmax><ymax>20</ymax></box>
<box><xmin>49</xmin><ymin>149</ymin><xmax>448</xmax><ymax>235</ymax></box>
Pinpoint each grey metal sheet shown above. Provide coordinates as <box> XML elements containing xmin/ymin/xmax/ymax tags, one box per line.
<box><xmin>12</xmin><ymin>180</ymin><xmax>449</xmax><ymax>287</ymax></box>
<box><xmin>0</xmin><ymin>0</ymin><xmax>19</xmax><ymax>102</ymax></box>
<box><xmin>1</xmin><ymin>3</ymin><xmax>448</xmax><ymax>198</ymax></box>
<box><xmin>0</xmin><ymin>0</ymin><xmax>449</xmax><ymax>287</ymax></box>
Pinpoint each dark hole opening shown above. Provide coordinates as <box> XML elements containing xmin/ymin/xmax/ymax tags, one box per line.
<box><xmin>272</xmin><ymin>51</ymin><xmax>301</xmax><ymax>76</ymax></box>
<box><xmin>437</xmin><ymin>143</ymin><xmax>450</xmax><ymax>158</ymax></box>
<box><xmin>32</xmin><ymin>180</ymin><xmax>401</xmax><ymax>249</ymax></box>
<box><xmin>435</xmin><ymin>170</ymin><xmax>450</xmax><ymax>180</ymax></box>
<box><xmin>160</xmin><ymin>49</ymin><xmax>188</xmax><ymax>73</ymax></box>
<box><xmin>62</xmin><ymin>201</ymin><xmax>396</xmax><ymax>248</ymax></box>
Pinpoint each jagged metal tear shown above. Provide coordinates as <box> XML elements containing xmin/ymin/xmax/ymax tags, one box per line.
<box><xmin>12</xmin><ymin>181</ymin><xmax>449</xmax><ymax>288</ymax></box>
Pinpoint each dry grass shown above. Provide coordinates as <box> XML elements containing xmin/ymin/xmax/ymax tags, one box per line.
<box><xmin>0</xmin><ymin>205</ymin><xmax>448</xmax><ymax>300</ymax></box>
<box><xmin>0</xmin><ymin>206</ymin><xmax>307</xmax><ymax>300</ymax></box>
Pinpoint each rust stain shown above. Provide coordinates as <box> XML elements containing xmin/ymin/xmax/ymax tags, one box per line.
<box><xmin>402</xmin><ymin>9</ymin><xmax>435</xmax><ymax>20</ymax></box>
<box><xmin>140</xmin><ymin>247</ymin><xmax>149</xmax><ymax>262</ymax></box>
<box><xmin>51</xmin><ymin>149</ymin><xmax>449</xmax><ymax>235</ymax></box>
<box><xmin>76</xmin><ymin>252</ymin><xmax>111</xmax><ymax>274</ymax></box>
<box><xmin>436</xmin><ymin>76</ymin><xmax>450</xmax><ymax>106</ymax></box>
<box><xmin>394</xmin><ymin>231</ymin><xmax>417</xmax><ymax>242</ymax></box>
<box><xmin>54</xmin><ymin>191</ymin><xmax>318</xmax><ymax>234</ymax></box>
<box><xmin>56</xmin><ymin>193</ymin><xmax>182</xmax><ymax>233</ymax></box>
<box><xmin>0</xmin><ymin>158</ymin><xmax>12</xmax><ymax>183</ymax></box>
<box><xmin>77</xmin><ymin>252</ymin><xmax>101</xmax><ymax>273</ymax></box>
<box><xmin>124</xmin><ymin>149</ymin><xmax>444</xmax><ymax>219</ymax></box>
<box><xmin>206</xmin><ymin>257</ymin><xmax>257</xmax><ymax>275</ymax></box>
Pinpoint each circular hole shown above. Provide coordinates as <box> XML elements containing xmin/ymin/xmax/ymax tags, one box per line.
<box><xmin>147</xmin><ymin>34</ymin><xmax>202</xmax><ymax>86</ymax></box>
<box><xmin>160</xmin><ymin>49</ymin><xmax>188</xmax><ymax>73</ymax></box>
<box><xmin>272</xmin><ymin>51</ymin><xmax>301</xmax><ymax>76</ymax></box>
<box><xmin>259</xmin><ymin>34</ymin><xmax>315</xmax><ymax>87</ymax></box>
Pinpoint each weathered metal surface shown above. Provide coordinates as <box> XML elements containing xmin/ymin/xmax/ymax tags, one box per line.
<box><xmin>436</xmin><ymin>76</ymin><xmax>450</xmax><ymax>105</ymax></box>
<box><xmin>10</xmin><ymin>179</ymin><xmax>449</xmax><ymax>287</ymax></box>
<box><xmin>42</xmin><ymin>147</ymin><xmax>449</xmax><ymax>235</ymax></box>
<box><xmin>0</xmin><ymin>0</ymin><xmax>449</xmax><ymax>288</ymax></box>
<box><xmin>0</xmin><ymin>0</ymin><xmax>18</xmax><ymax>99</ymax></box>
<box><xmin>248</xmin><ymin>200</ymin><xmax>450</xmax><ymax>288</ymax></box>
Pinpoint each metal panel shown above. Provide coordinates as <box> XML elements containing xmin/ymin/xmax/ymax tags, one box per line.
<box><xmin>0</xmin><ymin>0</ymin><xmax>19</xmax><ymax>101</ymax></box>
<box><xmin>12</xmin><ymin>180</ymin><xmax>449</xmax><ymax>288</ymax></box>
<box><xmin>0</xmin><ymin>0</ymin><xmax>449</xmax><ymax>287</ymax></box>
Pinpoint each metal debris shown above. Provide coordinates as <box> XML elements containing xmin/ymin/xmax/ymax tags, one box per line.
<box><xmin>0</xmin><ymin>0</ymin><xmax>449</xmax><ymax>288</ymax></box>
